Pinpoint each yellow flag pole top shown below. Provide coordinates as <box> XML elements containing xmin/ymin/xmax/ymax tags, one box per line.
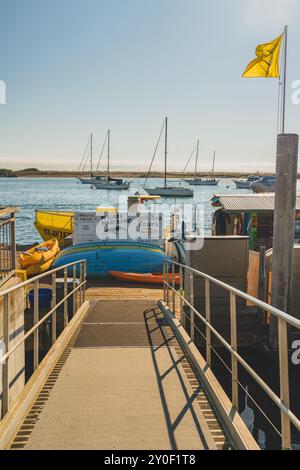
<box><xmin>242</xmin><ymin>33</ymin><xmax>283</xmax><ymax>78</ymax></box>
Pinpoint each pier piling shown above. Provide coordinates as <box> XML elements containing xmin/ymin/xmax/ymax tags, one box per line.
<box><xmin>270</xmin><ymin>133</ymin><xmax>299</xmax><ymax>348</ymax></box>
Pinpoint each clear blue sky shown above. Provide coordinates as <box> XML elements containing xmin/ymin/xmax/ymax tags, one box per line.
<box><xmin>1</xmin><ymin>0</ymin><xmax>300</xmax><ymax>172</ymax></box>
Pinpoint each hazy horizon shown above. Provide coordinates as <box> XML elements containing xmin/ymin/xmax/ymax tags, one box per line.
<box><xmin>1</xmin><ymin>0</ymin><xmax>300</xmax><ymax>173</ymax></box>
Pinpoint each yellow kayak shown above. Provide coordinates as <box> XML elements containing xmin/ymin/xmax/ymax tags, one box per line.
<box><xmin>24</xmin><ymin>257</ymin><xmax>55</xmax><ymax>276</ymax></box>
<box><xmin>20</xmin><ymin>239</ymin><xmax>60</xmax><ymax>269</ymax></box>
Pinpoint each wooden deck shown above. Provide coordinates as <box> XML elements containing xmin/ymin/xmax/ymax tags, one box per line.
<box><xmin>85</xmin><ymin>278</ymin><xmax>164</xmax><ymax>300</ymax></box>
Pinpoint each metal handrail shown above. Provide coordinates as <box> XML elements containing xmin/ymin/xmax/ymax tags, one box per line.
<box><xmin>166</xmin><ymin>260</ymin><xmax>300</xmax><ymax>329</ymax></box>
<box><xmin>163</xmin><ymin>260</ymin><xmax>300</xmax><ymax>450</ymax></box>
<box><xmin>0</xmin><ymin>260</ymin><xmax>85</xmax><ymax>297</ymax></box>
<box><xmin>0</xmin><ymin>259</ymin><xmax>87</xmax><ymax>419</ymax></box>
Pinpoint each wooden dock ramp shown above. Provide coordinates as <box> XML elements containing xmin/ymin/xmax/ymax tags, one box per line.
<box><xmin>7</xmin><ymin>299</ymin><xmax>235</xmax><ymax>450</ymax></box>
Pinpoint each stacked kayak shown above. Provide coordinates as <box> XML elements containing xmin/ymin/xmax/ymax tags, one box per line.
<box><xmin>110</xmin><ymin>271</ymin><xmax>181</xmax><ymax>285</ymax></box>
<box><xmin>20</xmin><ymin>239</ymin><xmax>60</xmax><ymax>276</ymax></box>
<box><xmin>52</xmin><ymin>240</ymin><xmax>170</xmax><ymax>278</ymax></box>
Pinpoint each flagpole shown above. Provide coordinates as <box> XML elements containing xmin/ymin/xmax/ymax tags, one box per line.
<box><xmin>281</xmin><ymin>25</ymin><xmax>288</xmax><ymax>134</ymax></box>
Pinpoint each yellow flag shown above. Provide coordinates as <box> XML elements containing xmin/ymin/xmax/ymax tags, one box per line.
<box><xmin>242</xmin><ymin>34</ymin><xmax>283</xmax><ymax>78</ymax></box>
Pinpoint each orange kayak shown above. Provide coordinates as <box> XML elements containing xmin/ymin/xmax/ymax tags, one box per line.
<box><xmin>110</xmin><ymin>271</ymin><xmax>181</xmax><ymax>285</ymax></box>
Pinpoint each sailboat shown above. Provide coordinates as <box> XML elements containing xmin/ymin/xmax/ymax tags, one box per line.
<box><xmin>144</xmin><ymin>118</ymin><xmax>193</xmax><ymax>197</ymax></box>
<box><xmin>185</xmin><ymin>146</ymin><xmax>219</xmax><ymax>186</ymax></box>
<box><xmin>93</xmin><ymin>130</ymin><xmax>130</xmax><ymax>190</ymax></box>
<box><xmin>77</xmin><ymin>134</ymin><xmax>97</xmax><ymax>184</ymax></box>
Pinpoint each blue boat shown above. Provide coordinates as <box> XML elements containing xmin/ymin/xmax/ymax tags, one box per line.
<box><xmin>53</xmin><ymin>240</ymin><xmax>170</xmax><ymax>277</ymax></box>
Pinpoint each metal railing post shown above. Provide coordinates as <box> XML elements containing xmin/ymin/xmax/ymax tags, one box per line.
<box><xmin>79</xmin><ymin>263</ymin><xmax>83</xmax><ymax>306</ymax></box>
<box><xmin>189</xmin><ymin>271</ymin><xmax>194</xmax><ymax>341</ymax></box>
<box><xmin>64</xmin><ymin>267</ymin><xmax>68</xmax><ymax>327</ymax></box>
<box><xmin>10</xmin><ymin>212</ymin><xmax>16</xmax><ymax>274</ymax></box>
<box><xmin>172</xmin><ymin>263</ymin><xmax>175</xmax><ymax>314</ymax></box>
<box><xmin>179</xmin><ymin>266</ymin><xmax>183</xmax><ymax>325</ymax></box>
<box><xmin>73</xmin><ymin>265</ymin><xmax>76</xmax><ymax>317</ymax></box>
<box><xmin>33</xmin><ymin>280</ymin><xmax>39</xmax><ymax>370</ymax></box>
<box><xmin>166</xmin><ymin>263</ymin><xmax>170</xmax><ymax>306</ymax></box>
<box><xmin>51</xmin><ymin>272</ymin><xmax>57</xmax><ymax>344</ymax></box>
<box><xmin>278</xmin><ymin>317</ymin><xmax>291</xmax><ymax>450</ymax></box>
<box><xmin>83</xmin><ymin>260</ymin><xmax>86</xmax><ymax>303</ymax></box>
<box><xmin>1</xmin><ymin>294</ymin><xmax>9</xmax><ymax>417</ymax></box>
<box><xmin>230</xmin><ymin>292</ymin><xmax>239</xmax><ymax>410</ymax></box>
<box><xmin>163</xmin><ymin>262</ymin><xmax>166</xmax><ymax>302</ymax></box>
<box><xmin>205</xmin><ymin>279</ymin><xmax>212</xmax><ymax>367</ymax></box>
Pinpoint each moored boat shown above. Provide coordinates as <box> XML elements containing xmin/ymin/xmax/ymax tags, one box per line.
<box><xmin>34</xmin><ymin>210</ymin><xmax>74</xmax><ymax>245</ymax></box>
<box><xmin>20</xmin><ymin>238</ymin><xmax>60</xmax><ymax>269</ymax></box>
<box><xmin>53</xmin><ymin>240</ymin><xmax>170</xmax><ymax>277</ymax></box>
<box><xmin>184</xmin><ymin>143</ymin><xmax>219</xmax><ymax>186</ymax></box>
<box><xmin>250</xmin><ymin>176</ymin><xmax>276</xmax><ymax>193</ymax></box>
<box><xmin>144</xmin><ymin>117</ymin><xmax>193</xmax><ymax>198</ymax></box>
<box><xmin>34</xmin><ymin>207</ymin><xmax>119</xmax><ymax>245</ymax></box>
<box><xmin>24</xmin><ymin>257</ymin><xmax>56</xmax><ymax>276</ymax></box>
<box><xmin>93</xmin><ymin>130</ymin><xmax>130</xmax><ymax>190</ymax></box>
<box><xmin>110</xmin><ymin>271</ymin><xmax>181</xmax><ymax>284</ymax></box>
<box><xmin>233</xmin><ymin>175</ymin><xmax>260</xmax><ymax>189</ymax></box>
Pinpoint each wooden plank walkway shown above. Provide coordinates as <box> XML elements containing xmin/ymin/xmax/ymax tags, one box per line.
<box><xmin>9</xmin><ymin>298</ymin><xmax>231</xmax><ymax>450</ymax></box>
<box><xmin>85</xmin><ymin>278</ymin><xmax>164</xmax><ymax>300</ymax></box>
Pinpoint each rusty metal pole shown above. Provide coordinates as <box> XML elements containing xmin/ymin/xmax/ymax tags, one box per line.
<box><xmin>270</xmin><ymin>134</ymin><xmax>299</xmax><ymax>348</ymax></box>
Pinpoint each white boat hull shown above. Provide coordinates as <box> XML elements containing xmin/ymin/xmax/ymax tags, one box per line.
<box><xmin>93</xmin><ymin>182</ymin><xmax>130</xmax><ymax>190</ymax></box>
<box><xmin>185</xmin><ymin>178</ymin><xmax>219</xmax><ymax>186</ymax></box>
<box><xmin>233</xmin><ymin>180</ymin><xmax>251</xmax><ymax>189</ymax></box>
<box><xmin>145</xmin><ymin>187</ymin><xmax>193</xmax><ymax>197</ymax></box>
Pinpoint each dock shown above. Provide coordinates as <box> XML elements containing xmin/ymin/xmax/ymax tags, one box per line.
<box><xmin>11</xmin><ymin>299</ymin><xmax>225</xmax><ymax>450</ymax></box>
<box><xmin>0</xmin><ymin>263</ymin><xmax>260</xmax><ymax>451</ymax></box>
<box><xmin>2</xmin><ymin>255</ymin><xmax>300</xmax><ymax>450</ymax></box>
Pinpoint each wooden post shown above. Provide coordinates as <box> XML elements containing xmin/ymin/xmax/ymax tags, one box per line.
<box><xmin>278</xmin><ymin>318</ymin><xmax>291</xmax><ymax>449</ymax></box>
<box><xmin>230</xmin><ymin>292</ymin><xmax>239</xmax><ymax>410</ymax></box>
<box><xmin>258</xmin><ymin>246</ymin><xmax>266</xmax><ymax>321</ymax></box>
<box><xmin>1</xmin><ymin>294</ymin><xmax>9</xmax><ymax>417</ymax></box>
<box><xmin>205</xmin><ymin>279</ymin><xmax>212</xmax><ymax>367</ymax></box>
<box><xmin>270</xmin><ymin>134</ymin><xmax>299</xmax><ymax>348</ymax></box>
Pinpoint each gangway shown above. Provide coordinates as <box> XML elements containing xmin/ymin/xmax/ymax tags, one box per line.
<box><xmin>0</xmin><ymin>259</ymin><xmax>281</xmax><ymax>450</ymax></box>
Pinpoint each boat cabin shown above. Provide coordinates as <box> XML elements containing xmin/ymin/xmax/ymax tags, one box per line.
<box><xmin>211</xmin><ymin>193</ymin><xmax>300</xmax><ymax>251</ymax></box>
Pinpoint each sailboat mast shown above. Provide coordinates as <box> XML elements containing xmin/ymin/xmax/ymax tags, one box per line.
<box><xmin>107</xmin><ymin>129</ymin><xmax>110</xmax><ymax>179</ymax></box>
<box><xmin>164</xmin><ymin>117</ymin><xmax>168</xmax><ymax>188</ymax></box>
<box><xmin>194</xmin><ymin>139</ymin><xmax>199</xmax><ymax>178</ymax></box>
<box><xmin>212</xmin><ymin>150</ymin><xmax>216</xmax><ymax>177</ymax></box>
<box><xmin>90</xmin><ymin>133</ymin><xmax>93</xmax><ymax>178</ymax></box>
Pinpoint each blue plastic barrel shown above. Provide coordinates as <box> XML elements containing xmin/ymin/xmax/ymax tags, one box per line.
<box><xmin>29</xmin><ymin>288</ymin><xmax>52</xmax><ymax>309</ymax></box>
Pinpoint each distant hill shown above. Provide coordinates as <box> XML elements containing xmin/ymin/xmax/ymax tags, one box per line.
<box><xmin>0</xmin><ymin>168</ymin><xmax>18</xmax><ymax>177</ymax></box>
<box><xmin>17</xmin><ymin>168</ymin><xmax>41</xmax><ymax>175</ymax></box>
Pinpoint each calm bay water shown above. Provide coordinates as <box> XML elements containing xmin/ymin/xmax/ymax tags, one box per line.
<box><xmin>0</xmin><ymin>177</ymin><xmax>249</xmax><ymax>244</ymax></box>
